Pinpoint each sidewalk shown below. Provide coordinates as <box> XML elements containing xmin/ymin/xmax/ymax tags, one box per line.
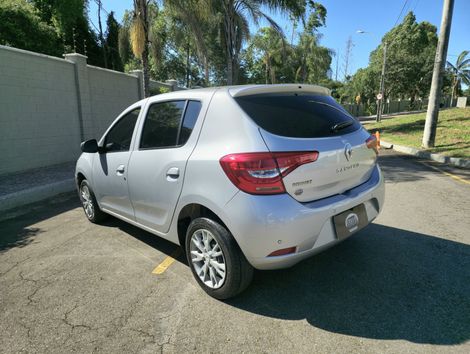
<box><xmin>0</xmin><ymin>162</ymin><xmax>76</xmax><ymax>214</ymax></box>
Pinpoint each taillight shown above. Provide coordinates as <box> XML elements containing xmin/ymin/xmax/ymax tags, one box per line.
<box><xmin>366</xmin><ymin>135</ymin><xmax>379</xmax><ymax>155</ymax></box>
<box><xmin>219</xmin><ymin>151</ymin><xmax>319</xmax><ymax>195</ymax></box>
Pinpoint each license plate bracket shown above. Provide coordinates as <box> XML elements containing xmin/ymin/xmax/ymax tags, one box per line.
<box><xmin>333</xmin><ymin>204</ymin><xmax>368</xmax><ymax>240</ymax></box>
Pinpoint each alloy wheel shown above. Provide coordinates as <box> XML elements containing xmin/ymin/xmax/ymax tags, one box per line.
<box><xmin>190</xmin><ymin>228</ymin><xmax>226</xmax><ymax>289</ymax></box>
<box><xmin>80</xmin><ymin>185</ymin><xmax>94</xmax><ymax>219</ymax></box>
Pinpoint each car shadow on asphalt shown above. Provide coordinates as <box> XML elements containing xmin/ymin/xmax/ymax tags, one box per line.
<box><xmin>227</xmin><ymin>223</ymin><xmax>470</xmax><ymax>346</ymax></box>
<box><xmin>378</xmin><ymin>154</ymin><xmax>432</xmax><ymax>183</ymax></box>
<box><xmin>100</xmin><ymin>218</ymin><xmax>188</xmax><ymax>264</ymax></box>
<box><xmin>0</xmin><ymin>192</ymin><xmax>79</xmax><ymax>254</ymax></box>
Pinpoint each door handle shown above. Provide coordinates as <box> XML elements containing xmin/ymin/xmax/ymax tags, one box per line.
<box><xmin>166</xmin><ymin>167</ymin><xmax>180</xmax><ymax>179</ymax></box>
<box><xmin>116</xmin><ymin>165</ymin><xmax>125</xmax><ymax>175</ymax></box>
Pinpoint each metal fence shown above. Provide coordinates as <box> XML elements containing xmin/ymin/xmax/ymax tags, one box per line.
<box><xmin>342</xmin><ymin>97</ymin><xmax>456</xmax><ymax>118</ymax></box>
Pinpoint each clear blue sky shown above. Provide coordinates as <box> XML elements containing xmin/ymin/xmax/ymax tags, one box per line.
<box><xmin>89</xmin><ymin>0</ymin><xmax>469</xmax><ymax>79</ymax></box>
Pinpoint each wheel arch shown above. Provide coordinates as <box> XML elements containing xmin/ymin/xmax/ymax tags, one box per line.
<box><xmin>176</xmin><ymin>203</ymin><xmax>231</xmax><ymax>252</ymax></box>
<box><xmin>76</xmin><ymin>172</ymin><xmax>87</xmax><ymax>188</ymax></box>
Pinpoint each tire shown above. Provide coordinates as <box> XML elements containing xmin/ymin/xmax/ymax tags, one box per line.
<box><xmin>185</xmin><ymin>217</ymin><xmax>253</xmax><ymax>300</ymax></box>
<box><xmin>79</xmin><ymin>180</ymin><xmax>107</xmax><ymax>223</ymax></box>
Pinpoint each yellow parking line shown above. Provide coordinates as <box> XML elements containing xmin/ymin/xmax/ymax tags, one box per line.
<box><xmin>418</xmin><ymin>161</ymin><xmax>470</xmax><ymax>185</ymax></box>
<box><xmin>152</xmin><ymin>249</ymin><xmax>182</xmax><ymax>275</ymax></box>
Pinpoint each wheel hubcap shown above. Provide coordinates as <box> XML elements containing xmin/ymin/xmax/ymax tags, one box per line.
<box><xmin>80</xmin><ymin>185</ymin><xmax>94</xmax><ymax>219</ymax></box>
<box><xmin>190</xmin><ymin>229</ymin><xmax>226</xmax><ymax>289</ymax></box>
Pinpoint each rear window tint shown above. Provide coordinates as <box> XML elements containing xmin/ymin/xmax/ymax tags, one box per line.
<box><xmin>235</xmin><ymin>93</ymin><xmax>360</xmax><ymax>138</ymax></box>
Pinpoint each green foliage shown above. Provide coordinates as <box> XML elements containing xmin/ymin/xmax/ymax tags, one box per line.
<box><xmin>0</xmin><ymin>0</ymin><xmax>61</xmax><ymax>56</ymax></box>
<box><xmin>0</xmin><ymin>0</ymin><xmax>105</xmax><ymax>66</ymax></box>
<box><xmin>0</xmin><ymin>0</ymin><xmax>337</xmax><ymax>88</ymax></box>
<box><xmin>105</xmin><ymin>11</ymin><xmax>123</xmax><ymax>71</ymax></box>
<box><xmin>242</xmin><ymin>2</ymin><xmax>332</xmax><ymax>86</ymax></box>
<box><xmin>31</xmin><ymin>0</ymin><xmax>104</xmax><ymax>66</ymax></box>
<box><xmin>340</xmin><ymin>12</ymin><xmax>440</xmax><ymax>113</ymax></box>
<box><xmin>447</xmin><ymin>51</ymin><xmax>470</xmax><ymax>98</ymax></box>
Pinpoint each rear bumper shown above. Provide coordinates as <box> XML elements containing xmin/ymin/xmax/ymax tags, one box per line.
<box><xmin>224</xmin><ymin>164</ymin><xmax>385</xmax><ymax>270</ymax></box>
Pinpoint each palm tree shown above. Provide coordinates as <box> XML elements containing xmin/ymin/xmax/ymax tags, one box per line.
<box><xmin>130</xmin><ymin>0</ymin><xmax>211</xmax><ymax>94</ymax></box>
<box><xmin>215</xmin><ymin>0</ymin><xmax>304</xmax><ymax>85</ymax></box>
<box><xmin>130</xmin><ymin>0</ymin><xmax>151</xmax><ymax>97</ymax></box>
<box><xmin>163</xmin><ymin>0</ymin><xmax>212</xmax><ymax>85</ymax></box>
<box><xmin>447</xmin><ymin>50</ymin><xmax>470</xmax><ymax>104</ymax></box>
<box><xmin>250</xmin><ymin>27</ymin><xmax>285</xmax><ymax>84</ymax></box>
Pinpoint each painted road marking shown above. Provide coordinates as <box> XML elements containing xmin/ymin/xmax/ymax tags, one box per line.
<box><xmin>152</xmin><ymin>248</ymin><xmax>182</xmax><ymax>274</ymax></box>
<box><xmin>418</xmin><ymin>161</ymin><xmax>470</xmax><ymax>185</ymax></box>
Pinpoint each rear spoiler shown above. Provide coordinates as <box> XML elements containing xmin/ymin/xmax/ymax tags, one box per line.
<box><xmin>228</xmin><ymin>84</ymin><xmax>331</xmax><ymax>97</ymax></box>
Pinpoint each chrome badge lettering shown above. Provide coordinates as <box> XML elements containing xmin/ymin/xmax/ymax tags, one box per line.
<box><xmin>336</xmin><ymin>163</ymin><xmax>359</xmax><ymax>174</ymax></box>
<box><xmin>292</xmin><ymin>179</ymin><xmax>312</xmax><ymax>187</ymax></box>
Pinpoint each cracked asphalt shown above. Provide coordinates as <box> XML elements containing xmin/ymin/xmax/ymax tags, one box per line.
<box><xmin>1</xmin><ymin>151</ymin><xmax>469</xmax><ymax>354</ymax></box>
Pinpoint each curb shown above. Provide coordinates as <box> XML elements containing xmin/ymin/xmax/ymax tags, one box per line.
<box><xmin>0</xmin><ymin>178</ymin><xmax>76</xmax><ymax>213</ymax></box>
<box><xmin>381</xmin><ymin>140</ymin><xmax>470</xmax><ymax>169</ymax></box>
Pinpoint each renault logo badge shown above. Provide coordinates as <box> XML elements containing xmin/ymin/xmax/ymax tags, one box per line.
<box><xmin>344</xmin><ymin>143</ymin><xmax>353</xmax><ymax>161</ymax></box>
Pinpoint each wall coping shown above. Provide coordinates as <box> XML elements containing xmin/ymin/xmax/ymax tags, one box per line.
<box><xmin>0</xmin><ymin>45</ymin><xmax>74</xmax><ymax>65</ymax></box>
<box><xmin>87</xmin><ymin>64</ymin><xmax>142</xmax><ymax>79</ymax></box>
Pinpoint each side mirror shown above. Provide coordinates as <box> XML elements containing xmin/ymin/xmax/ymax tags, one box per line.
<box><xmin>80</xmin><ymin>139</ymin><xmax>99</xmax><ymax>153</ymax></box>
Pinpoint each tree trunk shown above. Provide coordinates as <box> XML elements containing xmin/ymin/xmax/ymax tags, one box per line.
<box><xmin>450</xmin><ymin>76</ymin><xmax>458</xmax><ymax>106</ymax></box>
<box><xmin>226</xmin><ymin>57</ymin><xmax>233</xmax><ymax>85</ymax></box>
<box><xmin>232</xmin><ymin>55</ymin><xmax>239</xmax><ymax>84</ymax></box>
<box><xmin>204</xmin><ymin>56</ymin><xmax>209</xmax><ymax>86</ymax></box>
<box><xmin>223</xmin><ymin>2</ymin><xmax>237</xmax><ymax>85</ymax></box>
<box><xmin>186</xmin><ymin>42</ymin><xmax>190</xmax><ymax>88</ymax></box>
<box><xmin>139</xmin><ymin>0</ymin><xmax>150</xmax><ymax>97</ymax></box>
<box><xmin>142</xmin><ymin>46</ymin><xmax>150</xmax><ymax>98</ymax></box>
<box><xmin>422</xmin><ymin>0</ymin><xmax>454</xmax><ymax>148</ymax></box>
<box><xmin>265</xmin><ymin>59</ymin><xmax>269</xmax><ymax>84</ymax></box>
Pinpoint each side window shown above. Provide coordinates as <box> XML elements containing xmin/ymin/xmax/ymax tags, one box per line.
<box><xmin>140</xmin><ymin>101</ymin><xmax>186</xmax><ymax>149</ymax></box>
<box><xmin>178</xmin><ymin>101</ymin><xmax>202</xmax><ymax>145</ymax></box>
<box><xmin>105</xmin><ymin>108</ymin><xmax>140</xmax><ymax>152</ymax></box>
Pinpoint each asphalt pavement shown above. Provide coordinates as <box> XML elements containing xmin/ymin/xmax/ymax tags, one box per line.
<box><xmin>1</xmin><ymin>150</ymin><xmax>469</xmax><ymax>353</ymax></box>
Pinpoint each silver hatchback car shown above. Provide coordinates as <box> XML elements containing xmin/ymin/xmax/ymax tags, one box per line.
<box><xmin>76</xmin><ymin>84</ymin><xmax>385</xmax><ymax>299</ymax></box>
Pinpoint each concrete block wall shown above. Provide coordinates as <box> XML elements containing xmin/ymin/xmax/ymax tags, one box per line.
<box><xmin>0</xmin><ymin>47</ymin><xmax>82</xmax><ymax>175</ymax></box>
<box><xmin>0</xmin><ymin>45</ymin><xmax>183</xmax><ymax>176</ymax></box>
<box><xmin>87</xmin><ymin>66</ymin><xmax>140</xmax><ymax>139</ymax></box>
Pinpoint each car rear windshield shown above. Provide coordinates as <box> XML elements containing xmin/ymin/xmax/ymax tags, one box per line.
<box><xmin>234</xmin><ymin>93</ymin><xmax>361</xmax><ymax>138</ymax></box>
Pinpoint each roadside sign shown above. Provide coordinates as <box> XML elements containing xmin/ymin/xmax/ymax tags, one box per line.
<box><xmin>376</xmin><ymin>93</ymin><xmax>383</xmax><ymax>100</ymax></box>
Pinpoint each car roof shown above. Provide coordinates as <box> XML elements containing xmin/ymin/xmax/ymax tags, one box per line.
<box><xmin>141</xmin><ymin>84</ymin><xmax>330</xmax><ymax>104</ymax></box>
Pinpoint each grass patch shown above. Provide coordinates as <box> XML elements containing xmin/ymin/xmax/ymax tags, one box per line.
<box><xmin>364</xmin><ymin>108</ymin><xmax>470</xmax><ymax>158</ymax></box>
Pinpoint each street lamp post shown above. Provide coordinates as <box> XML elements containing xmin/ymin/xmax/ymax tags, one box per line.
<box><xmin>356</xmin><ymin>30</ymin><xmax>387</xmax><ymax>122</ymax></box>
<box><xmin>377</xmin><ymin>42</ymin><xmax>387</xmax><ymax>122</ymax></box>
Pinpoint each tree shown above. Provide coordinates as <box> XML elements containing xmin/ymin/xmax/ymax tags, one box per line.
<box><xmin>447</xmin><ymin>51</ymin><xmax>470</xmax><ymax>104</ymax></box>
<box><xmin>31</xmin><ymin>0</ymin><xmax>104</xmax><ymax>66</ymax></box>
<box><xmin>118</xmin><ymin>11</ymin><xmax>134</xmax><ymax>67</ymax></box>
<box><xmin>242</xmin><ymin>1</ymin><xmax>331</xmax><ymax>85</ymax></box>
<box><xmin>248</xmin><ymin>27</ymin><xmax>285</xmax><ymax>84</ymax></box>
<box><xmin>341</xmin><ymin>12</ymin><xmax>439</xmax><ymax>115</ymax></box>
<box><xmin>105</xmin><ymin>12</ymin><xmax>123</xmax><ymax>71</ymax></box>
<box><xmin>130</xmin><ymin>0</ymin><xmax>151</xmax><ymax>97</ymax></box>
<box><xmin>371</xmin><ymin>13</ymin><xmax>438</xmax><ymax>102</ymax></box>
<box><xmin>163</xmin><ymin>0</ymin><xmax>213</xmax><ymax>85</ymax></box>
<box><xmin>214</xmin><ymin>0</ymin><xmax>305</xmax><ymax>85</ymax></box>
<box><xmin>0</xmin><ymin>0</ymin><xmax>61</xmax><ymax>56</ymax></box>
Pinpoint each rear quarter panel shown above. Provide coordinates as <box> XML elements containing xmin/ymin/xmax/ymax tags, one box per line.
<box><xmin>171</xmin><ymin>89</ymin><xmax>270</xmax><ymax>243</ymax></box>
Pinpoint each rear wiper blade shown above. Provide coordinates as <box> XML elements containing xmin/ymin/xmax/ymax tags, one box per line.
<box><xmin>330</xmin><ymin>120</ymin><xmax>353</xmax><ymax>132</ymax></box>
